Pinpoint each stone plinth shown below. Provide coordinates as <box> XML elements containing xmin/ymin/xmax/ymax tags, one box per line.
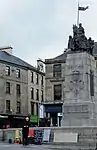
<box><xmin>61</xmin><ymin>52</ymin><xmax>97</xmax><ymax>126</ymax></box>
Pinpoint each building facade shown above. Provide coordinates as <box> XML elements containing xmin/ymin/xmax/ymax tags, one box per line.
<box><xmin>44</xmin><ymin>46</ymin><xmax>97</xmax><ymax>127</ymax></box>
<box><xmin>44</xmin><ymin>52</ymin><xmax>67</xmax><ymax>126</ymax></box>
<box><xmin>0</xmin><ymin>46</ymin><xmax>45</xmax><ymax>128</ymax></box>
<box><xmin>28</xmin><ymin>69</ymin><xmax>45</xmax><ymax>117</ymax></box>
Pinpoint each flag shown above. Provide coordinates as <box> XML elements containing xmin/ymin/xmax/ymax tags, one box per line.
<box><xmin>78</xmin><ymin>6</ymin><xmax>89</xmax><ymax>11</ymax></box>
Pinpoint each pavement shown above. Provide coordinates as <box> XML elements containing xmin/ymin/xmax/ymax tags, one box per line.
<box><xmin>0</xmin><ymin>143</ymin><xmax>51</xmax><ymax>150</ymax></box>
<box><xmin>0</xmin><ymin>143</ymin><xmax>95</xmax><ymax>150</ymax></box>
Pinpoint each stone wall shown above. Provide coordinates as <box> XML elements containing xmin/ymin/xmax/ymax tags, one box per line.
<box><xmin>27</xmin><ymin>70</ymin><xmax>45</xmax><ymax>115</ymax></box>
<box><xmin>45</xmin><ymin>63</ymin><xmax>65</xmax><ymax>102</ymax></box>
<box><xmin>0</xmin><ymin>62</ymin><xmax>28</xmax><ymax>115</ymax></box>
<box><xmin>1</xmin><ymin>126</ymin><xmax>97</xmax><ymax>145</ymax></box>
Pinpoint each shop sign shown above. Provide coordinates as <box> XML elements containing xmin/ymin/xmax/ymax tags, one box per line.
<box><xmin>30</xmin><ymin>115</ymin><xmax>38</xmax><ymax>123</ymax></box>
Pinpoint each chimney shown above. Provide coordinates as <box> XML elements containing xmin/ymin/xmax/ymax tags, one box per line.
<box><xmin>37</xmin><ymin>58</ymin><xmax>45</xmax><ymax>72</ymax></box>
<box><xmin>0</xmin><ymin>46</ymin><xmax>13</xmax><ymax>55</ymax></box>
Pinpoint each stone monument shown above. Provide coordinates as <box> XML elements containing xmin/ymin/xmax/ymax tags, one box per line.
<box><xmin>61</xmin><ymin>23</ymin><xmax>97</xmax><ymax>126</ymax></box>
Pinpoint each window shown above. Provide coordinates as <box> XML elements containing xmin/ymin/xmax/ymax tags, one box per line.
<box><xmin>16</xmin><ymin>69</ymin><xmax>20</xmax><ymax>78</ymax></box>
<box><xmin>36</xmin><ymin>103</ymin><xmax>38</xmax><ymax>116</ymax></box>
<box><xmin>36</xmin><ymin>89</ymin><xmax>39</xmax><ymax>100</ymax></box>
<box><xmin>53</xmin><ymin>64</ymin><xmax>61</xmax><ymax>77</ymax></box>
<box><xmin>31</xmin><ymin>102</ymin><xmax>34</xmax><ymax>115</ymax></box>
<box><xmin>54</xmin><ymin>84</ymin><xmax>62</xmax><ymax>101</ymax></box>
<box><xmin>31</xmin><ymin>72</ymin><xmax>33</xmax><ymax>83</ymax></box>
<box><xmin>41</xmin><ymin>76</ymin><xmax>43</xmax><ymax>86</ymax></box>
<box><xmin>6</xmin><ymin>66</ymin><xmax>10</xmax><ymax>76</ymax></box>
<box><xmin>6</xmin><ymin>100</ymin><xmax>10</xmax><ymax>112</ymax></box>
<box><xmin>6</xmin><ymin>82</ymin><xmax>10</xmax><ymax>94</ymax></box>
<box><xmin>31</xmin><ymin>87</ymin><xmax>34</xmax><ymax>99</ymax></box>
<box><xmin>36</xmin><ymin>74</ymin><xmax>39</xmax><ymax>84</ymax></box>
<box><xmin>16</xmin><ymin>101</ymin><xmax>21</xmax><ymax>113</ymax></box>
<box><xmin>41</xmin><ymin>90</ymin><xmax>44</xmax><ymax>102</ymax></box>
<box><xmin>16</xmin><ymin>84</ymin><xmax>21</xmax><ymax>95</ymax></box>
<box><xmin>90</xmin><ymin>70</ymin><xmax>94</xmax><ymax>96</ymax></box>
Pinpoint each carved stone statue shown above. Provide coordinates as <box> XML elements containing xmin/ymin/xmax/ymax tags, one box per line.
<box><xmin>79</xmin><ymin>23</ymin><xmax>85</xmax><ymax>37</ymax></box>
<box><xmin>68</xmin><ymin>36</ymin><xmax>73</xmax><ymax>50</ymax></box>
<box><xmin>73</xmin><ymin>38</ymin><xmax>80</xmax><ymax>51</ymax></box>
<box><xmin>87</xmin><ymin>37</ymin><xmax>94</xmax><ymax>55</ymax></box>
<box><xmin>73</xmin><ymin>25</ymin><xmax>78</xmax><ymax>37</ymax></box>
<box><xmin>67</xmin><ymin>23</ymin><xmax>94</xmax><ymax>55</ymax></box>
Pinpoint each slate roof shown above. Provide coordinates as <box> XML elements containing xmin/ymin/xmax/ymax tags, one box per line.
<box><xmin>45</xmin><ymin>42</ymin><xmax>97</xmax><ymax>63</ymax></box>
<box><xmin>52</xmin><ymin>49</ymin><xmax>72</xmax><ymax>60</ymax></box>
<box><xmin>0</xmin><ymin>51</ymin><xmax>45</xmax><ymax>75</ymax></box>
<box><xmin>45</xmin><ymin>49</ymin><xmax>72</xmax><ymax>63</ymax></box>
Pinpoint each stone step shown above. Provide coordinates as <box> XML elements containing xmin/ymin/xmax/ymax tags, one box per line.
<box><xmin>50</xmin><ymin>142</ymin><xmax>96</xmax><ymax>147</ymax></box>
<box><xmin>49</xmin><ymin>147</ymin><xmax>94</xmax><ymax>150</ymax></box>
<box><xmin>48</xmin><ymin>144</ymin><xmax>95</xmax><ymax>150</ymax></box>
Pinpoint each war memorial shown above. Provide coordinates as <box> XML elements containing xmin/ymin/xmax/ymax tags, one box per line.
<box><xmin>0</xmin><ymin>9</ymin><xmax>97</xmax><ymax>150</ymax></box>
<box><xmin>48</xmin><ymin>23</ymin><xmax>97</xmax><ymax>149</ymax></box>
<box><xmin>61</xmin><ymin>23</ymin><xmax>97</xmax><ymax>127</ymax></box>
<box><xmin>1</xmin><ymin>23</ymin><xmax>97</xmax><ymax>150</ymax></box>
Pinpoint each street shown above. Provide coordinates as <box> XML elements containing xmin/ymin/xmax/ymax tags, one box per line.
<box><xmin>0</xmin><ymin>143</ymin><xmax>95</xmax><ymax>150</ymax></box>
<box><xmin>0</xmin><ymin>143</ymin><xmax>52</xmax><ymax>150</ymax></box>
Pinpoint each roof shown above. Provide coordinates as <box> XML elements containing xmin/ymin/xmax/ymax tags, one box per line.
<box><xmin>53</xmin><ymin>49</ymin><xmax>72</xmax><ymax>60</ymax></box>
<box><xmin>45</xmin><ymin>43</ymin><xmax>97</xmax><ymax>64</ymax></box>
<box><xmin>0</xmin><ymin>51</ymin><xmax>45</xmax><ymax>75</ymax></box>
<box><xmin>45</xmin><ymin>49</ymin><xmax>72</xmax><ymax>64</ymax></box>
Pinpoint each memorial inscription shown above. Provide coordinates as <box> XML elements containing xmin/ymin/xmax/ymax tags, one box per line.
<box><xmin>64</xmin><ymin>105</ymin><xmax>88</xmax><ymax>113</ymax></box>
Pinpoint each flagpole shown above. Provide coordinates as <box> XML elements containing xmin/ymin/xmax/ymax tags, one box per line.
<box><xmin>77</xmin><ymin>1</ymin><xmax>79</xmax><ymax>27</ymax></box>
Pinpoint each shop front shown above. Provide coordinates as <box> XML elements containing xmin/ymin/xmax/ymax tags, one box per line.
<box><xmin>44</xmin><ymin>103</ymin><xmax>63</xmax><ymax>126</ymax></box>
<box><xmin>29</xmin><ymin>115</ymin><xmax>38</xmax><ymax>127</ymax></box>
<box><xmin>0</xmin><ymin>114</ymin><xmax>28</xmax><ymax>128</ymax></box>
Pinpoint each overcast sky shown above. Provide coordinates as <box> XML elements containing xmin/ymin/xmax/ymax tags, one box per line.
<box><xmin>0</xmin><ymin>0</ymin><xmax>97</xmax><ymax>66</ymax></box>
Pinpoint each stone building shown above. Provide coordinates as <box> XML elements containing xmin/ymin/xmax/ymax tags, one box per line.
<box><xmin>0</xmin><ymin>46</ymin><xmax>45</xmax><ymax>128</ymax></box>
<box><xmin>44</xmin><ymin>23</ymin><xmax>97</xmax><ymax>127</ymax></box>
<box><xmin>44</xmin><ymin>52</ymin><xmax>67</xmax><ymax>126</ymax></box>
<box><xmin>45</xmin><ymin>47</ymin><xmax>97</xmax><ymax>127</ymax></box>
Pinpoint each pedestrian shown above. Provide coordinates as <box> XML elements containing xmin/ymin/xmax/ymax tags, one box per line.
<box><xmin>22</xmin><ymin>122</ymin><xmax>29</xmax><ymax>145</ymax></box>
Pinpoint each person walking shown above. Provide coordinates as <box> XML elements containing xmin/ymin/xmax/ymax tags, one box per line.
<box><xmin>22</xmin><ymin>117</ymin><xmax>29</xmax><ymax>145</ymax></box>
